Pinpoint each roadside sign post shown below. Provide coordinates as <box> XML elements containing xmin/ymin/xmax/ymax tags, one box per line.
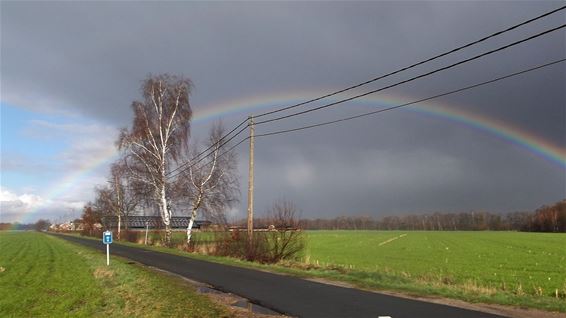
<box><xmin>103</xmin><ymin>231</ymin><xmax>112</xmax><ymax>266</ymax></box>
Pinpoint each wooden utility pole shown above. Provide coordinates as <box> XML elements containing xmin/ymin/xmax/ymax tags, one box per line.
<box><xmin>247</xmin><ymin>116</ymin><xmax>255</xmax><ymax>239</ymax></box>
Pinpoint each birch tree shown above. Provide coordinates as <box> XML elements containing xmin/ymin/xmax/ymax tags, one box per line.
<box><xmin>176</xmin><ymin>122</ymin><xmax>239</xmax><ymax>245</ymax></box>
<box><xmin>118</xmin><ymin>74</ymin><xmax>192</xmax><ymax>245</ymax></box>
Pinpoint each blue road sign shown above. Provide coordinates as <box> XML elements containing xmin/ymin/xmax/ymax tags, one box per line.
<box><xmin>103</xmin><ymin>231</ymin><xmax>113</xmax><ymax>244</ymax></box>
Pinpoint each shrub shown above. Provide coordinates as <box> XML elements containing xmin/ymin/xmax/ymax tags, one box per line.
<box><xmin>213</xmin><ymin>199</ymin><xmax>305</xmax><ymax>263</ymax></box>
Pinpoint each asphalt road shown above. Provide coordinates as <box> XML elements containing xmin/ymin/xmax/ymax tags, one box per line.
<box><xmin>54</xmin><ymin>234</ymin><xmax>506</xmax><ymax>318</ymax></box>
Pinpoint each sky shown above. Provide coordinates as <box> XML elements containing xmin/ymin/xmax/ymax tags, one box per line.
<box><xmin>1</xmin><ymin>1</ymin><xmax>565</xmax><ymax>223</ymax></box>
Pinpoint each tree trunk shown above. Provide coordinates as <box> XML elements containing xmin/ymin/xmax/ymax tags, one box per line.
<box><xmin>186</xmin><ymin>191</ymin><xmax>203</xmax><ymax>245</ymax></box>
<box><xmin>186</xmin><ymin>208</ymin><xmax>198</xmax><ymax>245</ymax></box>
<box><xmin>117</xmin><ymin>214</ymin><xmax>121</xmax><ymax>240</ymax></box>
<box><xmin>165</xmin><ymin>225</ymin><xmax>172</xmax><ymax>246</ymax></box>
<box><xmin>160</xmin><ymin>188</ymin><xmax>172</xmax><ymax>246</ymax></box>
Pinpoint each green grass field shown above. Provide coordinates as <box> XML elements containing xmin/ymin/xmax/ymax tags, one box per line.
<box><xmin>303</xmin><ymin>231</ymin><xmax>566</xmax><ymax>310</ymax></box>
<box><xmin>0</xmin><ymin>231</ymin><xmax>230</xmax><ymax>317</ymax></box>
<box><xmin>306</xmin><ymin>231</ymin><xmax>566</xmax><ymax>292</ymax></box>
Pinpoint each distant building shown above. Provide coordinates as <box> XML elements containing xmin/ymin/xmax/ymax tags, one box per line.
<box><xmin>58</xmin><ymin>221</ymin><xmax>75</xmax><ymax>231</ymax></box>
<box><xmin>102</xmin><ymin>215</ymin><xmax>212</xmax><ymax>230</ymax></box>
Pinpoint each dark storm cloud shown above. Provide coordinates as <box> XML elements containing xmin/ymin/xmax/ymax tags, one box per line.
<box><xmin>248</xmin><ymin>102</ymin><xmax>565</xmax><ymax>217</ymax></box>
<box><xmin>2</xmin><ymin>1</ymin><xmax>564</xmax><ymax>218</ymax></box>
<box><xmin>3</xmin><ymin>1</ymin><xmax>562</xmax><ymax>121</ymax></box>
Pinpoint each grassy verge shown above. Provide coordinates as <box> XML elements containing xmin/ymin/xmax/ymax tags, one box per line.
<box><xmin>68</xmin><ymin>231</ymin><xmax>566</xmax><ymax>313</ymax></box>
<box><xmin>0</xmin><ymin>231</ymin><xmax>231</xmax><ymax>317</ymax></box>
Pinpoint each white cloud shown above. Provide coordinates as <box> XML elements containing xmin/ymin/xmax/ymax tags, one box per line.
<box><xmin>60</xmin><ymin>133</ymin><xmax>117</xmax><ymax>170</ymax></box>
<box><xmin>2</xmin><ymin>118</ymin><xmax>119</xmax><ymax>217</ymax></box>
<box><xmin>0</xmin><ymin>153</ymin><xmax>50</xmax><ymax>173</ymax></box>
<box><xmin>0</xmin><ymin>187</ymin><xmax>84</xmax><ymax>223</ymax></box>
<box><xmin>2</xmin><ymin>90</ymin><xmax>77</xmax><ymax>117</ymax></box>
<box><xmin>0</xmin><ymin>188</ymin><xmax>43</xmax><ymax>206</ymax></box>
<box><xmin>24</xmin><ymin>119</ymin><xmax>117</xmax><ymax>140</ymax></box>
<box><xmin>43</xmin><ymin>121</ymin><xmax>119</xmax><ymax>201</ymax></box>
<box><xmin>23</xmin><ymin>118</ymin><xmax>119</xmax><ymax>173</ymax></box>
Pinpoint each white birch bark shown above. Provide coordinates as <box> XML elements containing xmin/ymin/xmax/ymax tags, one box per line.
<box><xmin>186</xmin><ymin>144</ymin><xmax>218</xmax><ymax>245</ymax></box>
<box><xmin>186</xmin><ymin>207</ymin><xmax>198</xmax><ymax>244</ymax></box>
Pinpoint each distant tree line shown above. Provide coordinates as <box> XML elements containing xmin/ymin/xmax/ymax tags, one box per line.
<box><xmin>0</xmin><ymin>220</ymin><xmax>51</xmax><ymax>231</ymax></box>
<box><xmin>2</xmin><ymin>199</ymin><xmax>564</xmax><ymax>233</ymax></box>
<box><xmin>0</xmin><ymin>223</ymin><xmax>34</xmax><ymax>231</ymax></box>
<box><xmin>298</xmin><ymin>200</ymin><xmax>566</xmax><ymax>232</ymax></box>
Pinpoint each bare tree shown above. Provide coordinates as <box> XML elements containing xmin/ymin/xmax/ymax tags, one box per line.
<box><xmin>118</xmin><ymin>74</ymin><xmax>192</xmax><ymax>245</ymax></box>
<box><xmin>176</xmin><ymin>122</ymin><xmax>239</xmax><ymax>245</ymax></box>
<box><xmin>34</xmin><ymin>219</ymin><xmax>51</xmax><ymax>232</ymax></box>
<box><xmin>80</xmin><ymin>203</ymin><xmax>102</xmax><ymax>237</ymax></box>
<box><xmin>94</xmin><ymin>161</ymin><xmax>139</xmax><ymax>240</ymax></box>
<box><xmin>93</xmin><ymin>186</ymin><xmax>113</xmax><ymax>217</ymax></box>
<box><xmin>264</xmin><ymin>199</ymin><xmax>305</xmax><ymax>262</ymax></box>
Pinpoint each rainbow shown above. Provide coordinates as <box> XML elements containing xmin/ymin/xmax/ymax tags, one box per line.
<box><xmin>193</xmin><ymin>91</ymin><xmax>566</xmax><ymax>167</ymax></box>
<box><xmin>16</xmin><ymin>91</ymin><xmax>565</xmax><ymax>223</ymax></box>
<box><xmin>16</xmin><ymin>144</ymin><xmax>118</xmax><ymax>225</ymax></box>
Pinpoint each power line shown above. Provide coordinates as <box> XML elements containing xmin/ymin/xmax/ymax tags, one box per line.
<box><xmin>254</xmin><ymin>24</ymin><xmax>566</xmax><ymax>126</ymax></box>
<box><xmin>165</xmin><ymin>9</ymin><xmax>566</xmax><ymax>178</ymax></box>
<box><xmin>166</xmin><ymin>118</ymin><xmax>248</xmax><ymax>176</ymax></box>
<box><xmin>254</xmin><ymin>58</ymin><xmax>565</xmax><ymax>139</ymax></box>
<box><xmin>252</xmin><ymin>5</ymin><xmax>566</xmax><ymax>119</ymax></box>
<box><xmin>168</xmin><ymin>58</ymin><xmax>564</xmax><ymax>180</ymax></box>
<box><xmin>166</xmin><ymin>135</ymin><xmax>250</xmax><ymax>180</ymax></box>
<box><xmin>166</xmin><ymin>123</ymin><xmax>249</xmax><ymax>179</ymax></box>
